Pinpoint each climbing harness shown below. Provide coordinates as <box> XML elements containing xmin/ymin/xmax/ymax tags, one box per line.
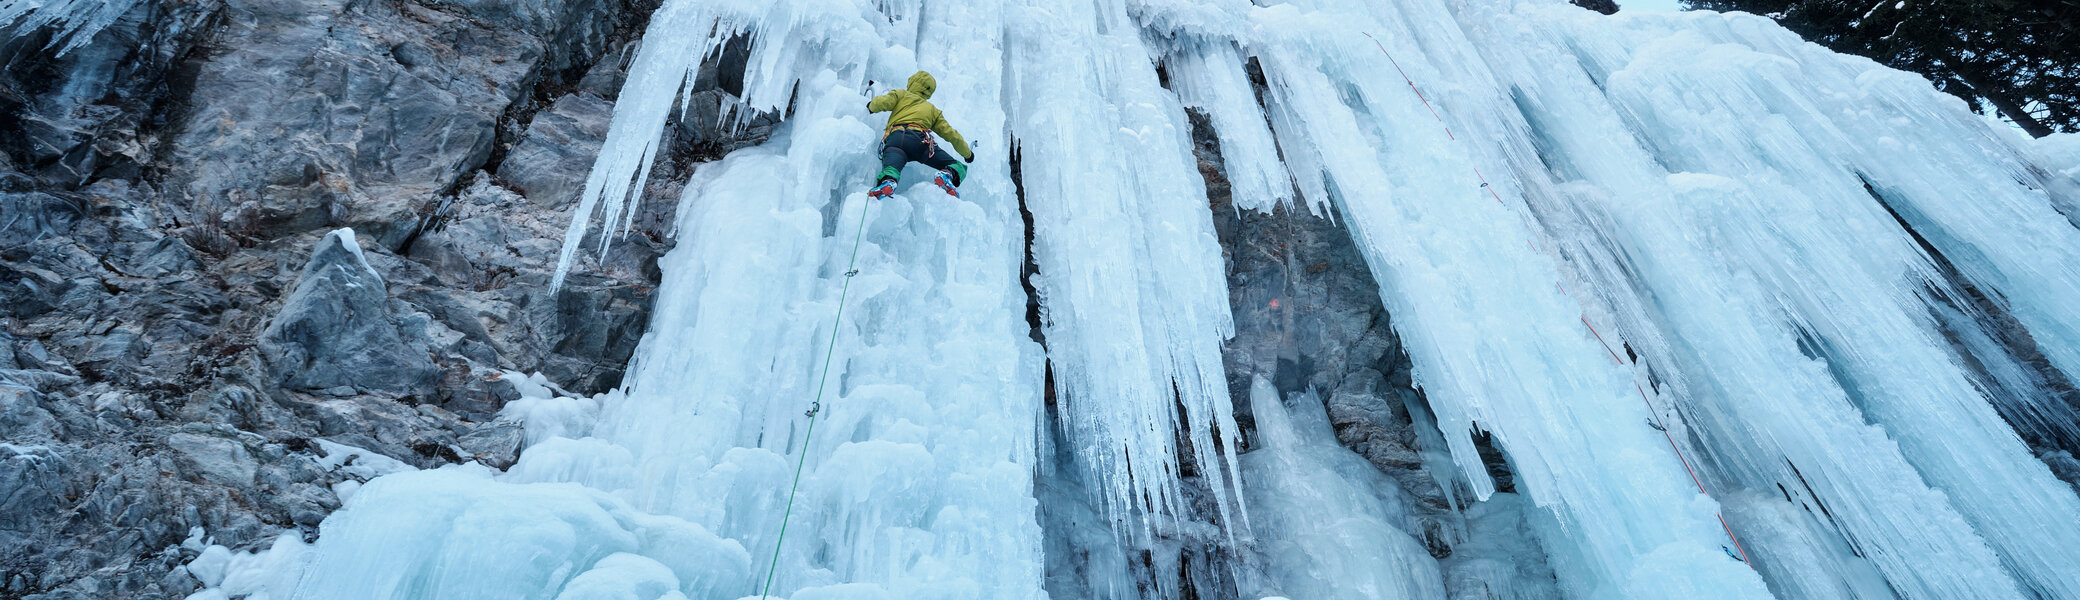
<box><xmin>757</xmin><ymin>193</ymin><xmax>875</xmax><ymax>599</ymax></box>
<box><xmin>1363</xmin><ymin>31</ymin><xmax>1754</xmax><ymax>567</ymax></box>
<box><xmin>888</xmin><ymin>122</ymin><xmax>933</xmax><ymax>139</ymax></box>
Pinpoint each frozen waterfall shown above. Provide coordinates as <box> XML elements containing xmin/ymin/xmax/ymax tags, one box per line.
<box><xmin>182</xmin><ymin>0</ymin><xmax>2080</xmax><ymax>598</ymax></box>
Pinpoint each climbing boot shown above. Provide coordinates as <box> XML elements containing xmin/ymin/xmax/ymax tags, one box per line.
<box><xmin>932</xmin><ymin>170</ymin><xmax>959</xmax><ymax>198</ymax></box>
<box><xmin>868</xmin><ymin>178</ymin><xmax>898</xmax><ymax>199</ymax></box>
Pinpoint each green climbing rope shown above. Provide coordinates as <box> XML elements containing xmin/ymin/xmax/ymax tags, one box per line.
<box><xmin>757</xmin><ymin>194</ymin><xmax>874</xmax><ymax>600</ymax></box>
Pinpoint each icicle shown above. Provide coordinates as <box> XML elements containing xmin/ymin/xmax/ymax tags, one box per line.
<box><xmin>1165</xmin><ymin>41</ymin><xmax>1295</xmax><ymax>213</ymax></box>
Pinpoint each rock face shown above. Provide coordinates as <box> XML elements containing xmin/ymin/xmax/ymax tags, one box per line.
<box><xmin>0</xmin><ymin>0</ymin><xmax>778</xmax><ymax>596</ymax></box>
<box><xmin>164</xmin><ymin>0</ymin><xmax>627</xmax><ymax>249</ymax></box>
<box><xmin>501</xmin><ymin>93</ymin><xmax>617</xmax><ymax>208</ymax></box>
<box><xmin>261</xmin><ymin>230</ymin><xmax>439</xmax><ymax>396</ymax></box>
<box><xmin>0</xmin><ymin>0</ymin><xmax>221</xmax><ymax>189</ymax></box>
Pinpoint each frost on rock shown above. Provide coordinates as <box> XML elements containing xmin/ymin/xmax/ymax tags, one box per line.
<box><xmin>0</xmin><ymin>0</ymin><xmax>145</xmax><ymax>54</ymax></box>
<box><xmin>208</xmin><ymin>0</ymin><xmax>2080</xmax><ymax>598</ymax></box>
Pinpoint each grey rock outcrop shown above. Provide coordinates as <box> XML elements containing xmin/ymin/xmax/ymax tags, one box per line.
<box><xmin>1325</xmin><ymin>368</ymin><xmax>1426</xmax><ymax>473</ymax></box>
<box><xmin>163</xmin><ymin>0</ymin><xmax>634</xmax><ymax>248</ymax></box>
<box><xmin>456</xmin><ymin>415</ymin><xmax>526</xmax><ymax>468</ymax></box>
<box><xmin>0</xmin><ymin>190</ymin><xmax>85</xmax><ymax>250</ymax></box>
<box><xmin>260</xmin><ymin>229</ymin><xmax>439</xmax><ymax>396</ymax></box>
<box><xmin>0</xmin><ymin>444</ymin><xmax>70</xmax><ymax>548</ymax></box>
<box><xmin>502</xmin><ymin>92</ymin><xmax>616</xmax><ymax>208</ymax></box>
<box><xmin>0</xmin><ymin>386</ymin><xmax>60</xmax><ymax>439</ymax></box>
<box><xmin>166</xmin><ymin>432</ymin><xmax>259</xmax><ymax>487</ymax></box>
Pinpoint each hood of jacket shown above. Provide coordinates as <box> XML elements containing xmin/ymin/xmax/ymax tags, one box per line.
<box><xmin>906</xmin><ymin>71</ymin><xmax>936</xmax><ymax>99</ymax></box>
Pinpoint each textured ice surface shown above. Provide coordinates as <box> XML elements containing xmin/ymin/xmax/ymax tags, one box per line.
<box><xmin>1240</xmin><ymin>378</ymin><xmax>1448</xmax><ymax>600</ymax></box>
<box><xmin>2038</xmin><ymin>133</ymin><xmax>2080</xmax><ymax>198</ymax></box>
<box><xmin>184</xmin><ymin>0</ymin><xmax>2080</xmax><ymax>598</ymax></box>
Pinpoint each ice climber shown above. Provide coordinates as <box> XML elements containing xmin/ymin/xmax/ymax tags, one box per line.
<box><xmin>866</xmin><ymin>70</ymin><xmax>974</xmax><ymax>199</ymax></box>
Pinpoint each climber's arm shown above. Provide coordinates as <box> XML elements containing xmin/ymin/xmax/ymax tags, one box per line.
<box><xmin>867</xmin><ymin>91</ymin><xmax>898</xmax><ymax>113</ymax></box>
<box><xmin>932</xmin><ymin>113</ymin><xmax>974</xmax><ymax>161</ymax></box>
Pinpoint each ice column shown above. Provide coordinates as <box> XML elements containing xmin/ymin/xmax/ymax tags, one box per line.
<box><xmin>1006</xmin><ymin>0</ymin><xmax>1248</xmax><ymax>542</ymax></box>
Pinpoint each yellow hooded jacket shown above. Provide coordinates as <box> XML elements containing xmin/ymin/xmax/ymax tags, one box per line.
<box><xmin>867</xmin><ymin>71</ymin><xmax>974</xmax><ymax>162</ymax></box>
